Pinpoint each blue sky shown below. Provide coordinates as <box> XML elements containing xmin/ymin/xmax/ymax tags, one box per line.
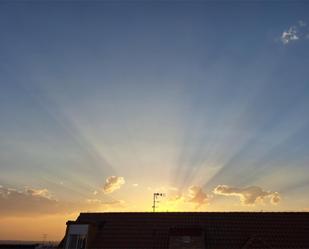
<box><xmin>1</xmin><ymin>1</ymin><xmax>309</xmax><ymax>239</ymax></box>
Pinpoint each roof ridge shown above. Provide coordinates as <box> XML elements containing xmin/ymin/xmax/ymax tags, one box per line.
<box><xmin>241</xmin><ymin>234</ymin><xmax>273</xmax><ymax>249</ymax></box>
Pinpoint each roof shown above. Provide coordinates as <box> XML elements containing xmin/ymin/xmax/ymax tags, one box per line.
<box><xmin>0</xmin><ymin>244</ymin><xmax>39</xmax><ymax>249</ymax></box>
<box><xmin>60</xmin><ymin>212</ymin><xmax>309</xmax><ymax>249</ymax></box>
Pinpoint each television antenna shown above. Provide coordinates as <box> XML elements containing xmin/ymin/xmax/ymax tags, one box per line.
<box><xmin>42</xmin><ymin>234</ymin><xmax>47</xmax><ymax>244</ymax></box>
<box><xmin>152</xmin><ymin>192</ymin><xmax>165</xmax><ymax>212</ymax></box>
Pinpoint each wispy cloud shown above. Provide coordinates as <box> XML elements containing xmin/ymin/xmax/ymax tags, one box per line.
<box><xmin>25</xmin><ymin>187</ymin><xmax>53</xmax><ymax>199</ymax></box>
<box><xmin>280</xmin><ymin>20</ymin><xmax>308</xmax><ymax>44</ymax></box>
<box><xmin>103</xmin><ymin>176</ymin><xmax>125</xmax><ymax>194</ymax></box>
<box><xmin>85</xmin><ymin>198</ymin><xmax>124</xmax><ymax>206</ymax></box>
<box><xmin>0</xmin><ymin>185</ymin><xmax>65</xmax><ymax>216</ymax></box>
<box><xmin>0</xmin><ymin>185</ymin><xmax>124</xmax><ymax>217</ymax></box>
<box><xmin>213</xmin><ymin>185</ymin><xmax>280</xmax><ymax>205</ymax></box>
<box><xmin>299</xmin><ymin>20</ymin><xmax>307</xmax><ymax>27</ymax></box>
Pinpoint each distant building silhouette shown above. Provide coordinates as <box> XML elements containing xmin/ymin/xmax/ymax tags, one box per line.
<box><xmin>58</xmin><ymin>212</ymin><xmax>309</xmax><ymax>249</ymax></box>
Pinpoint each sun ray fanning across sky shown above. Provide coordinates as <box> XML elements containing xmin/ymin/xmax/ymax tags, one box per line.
<box><xmin>1</xmin><ymin>1</ymin><xmax>309</xmax><ymax>241</ymax></box>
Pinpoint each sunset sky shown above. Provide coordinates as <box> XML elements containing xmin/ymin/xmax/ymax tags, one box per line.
<box><xmin>1</xmin><ymin>1</ymin><xmax>309</xmax><ymax>241</ymax></box>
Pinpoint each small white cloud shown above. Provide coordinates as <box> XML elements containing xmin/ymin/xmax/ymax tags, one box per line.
<box><xmin>281</xmin><ymin>26</ymin><xmax>299</xmax><ymax>44</ymax></box>
<box><xmin>280</xmin><ymin>20</ymin><xmax>309</xmax><ymax>44</ymax></box>
<box><xmin>103</xmin><ymin>176</ymin><xmax>125</xmax><ymax>194</ymax></box>
<box><xmin>132</xmin><ymin>183</ymin><xmax>139</xmax><ymax>187</ymax></box>
<box><xmin>93</xmin><ymin>190</ymin><xmax>98</xmax><ymax>195</ymax></box>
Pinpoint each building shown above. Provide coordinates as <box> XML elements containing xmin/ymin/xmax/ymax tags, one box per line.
<box><xmin>0</xmin><ymin>243</ymin><xmax>57</xmax><ymax>249</ymax></box>
<box><xmin>59</xmin><ymin>212</ymin><xmax>309</xmax><ymax>249</ymax></box>
<box><xmin>0</xmin><ymin>244</ymin><xmax>39</xmax><ymax>249</ymax></box>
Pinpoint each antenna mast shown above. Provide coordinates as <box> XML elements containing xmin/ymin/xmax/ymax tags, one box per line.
<box><xmin>42</xmin><ymin>234</ymin><xmax>47</xmax><ymax>245</ymax></box>
<box><xmin>152</xmin><ymin>192</ymin><xmax>165</xmax><ymax>212</ymax></box>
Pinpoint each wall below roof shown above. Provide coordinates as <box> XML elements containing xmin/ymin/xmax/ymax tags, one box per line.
<box><xmin>169</xmin><ymin>235</ymin><xmax>205</xmax><ymax>249</ymax></box>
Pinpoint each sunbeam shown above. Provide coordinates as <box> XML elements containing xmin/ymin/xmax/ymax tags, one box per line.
<box><xmin>1</xmin><ymin>1</ymin><xmax>309</xmax><ymax>240</ymax></box>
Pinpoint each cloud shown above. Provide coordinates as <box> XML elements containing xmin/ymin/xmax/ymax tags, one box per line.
<box><xmin>270</xmin><ymin>192</ymin><xmax>281</xmax><ymax>204</ymax></box>
<box><xmin>186</xmin><ymin>186</ymin><xmax>209</xmax><ymax>208</ymax></box>
<box><xmin>154</xmin><ymin>185</ymin><xmax>209</xmax><ymax>211</ymax></box>
<box><xmin>155</xmin><ymin>185</ymin><xmax>209</xmax><ymax>210</ymax></box>
<box><xmin>213</xmin><ymin>185</ymin><xmax>280</xmax><ymax>205</ymax></box>
<box><xmin>103</xmin><ymin>176</ymin><xmax>125</xmax><ymax>194</ymax></box>
<box><xmin>281</xmin><ymin>26</ymin><xmax>299</xmax><ymax>44</ymax></box>
<box><xmin>0</xmin><ymin>186</ymin><xmax>62</xmax><ymax>216</ymax></box>
<box><xmin>299</xmin><ymin>20</ymin><xmax>307</xmax><ymax>27</ymax></box>
<box><xmin>0</xmin><ymin>185</ymin><xmax>124</xmax><ymax>217</ymax></box>
<box><xmin>25</xmin><ymin>187</ymin><xmax>53</xmax><ymax>199</ymax></box>
<box><xmin>280</xmin><ymin>20</ymin><xmax>309</xmax><ymax>44</ymax></box>
<box><xmin>132</xmin><ymin>183</ymin><xmax>139</xmax><ymax>187</ymax></box>
<box><xmin>85</xmin><ymin>198</ymin><xmax>125</xmax><ymax>207</ymax></box>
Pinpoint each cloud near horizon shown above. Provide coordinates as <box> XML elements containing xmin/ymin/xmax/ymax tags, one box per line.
<box><xmin>103</xmin><ymin>176</ymin><xmax>125</xmax><ymax>194</ymax></box>
<box><xmin>0</xmin><ymin>185</ymin><xmax>124</xmax><ymax>217</ymax></box>
<box><xmin>162</xmin><ymin>185</ymin><xmax>210</xmax><ymax>210</ymax></box>
<box><xmin>213</xmin><ymin>185</ymin><xmax>281</xmax><ymax>205</ymax></box>
<box><xmin>186</xmin><ymin>186</ymin><xmax>210</xmax><ymax>208</ymax></box>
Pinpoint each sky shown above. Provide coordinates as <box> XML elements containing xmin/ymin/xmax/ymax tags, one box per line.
<box><xmin>1</xmin><ymin>0</ymin><xmax>309</xmax><ymax>241</ymax></box>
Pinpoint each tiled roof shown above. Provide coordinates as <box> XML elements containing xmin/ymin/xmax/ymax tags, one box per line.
<box><xmin>0</xmin><ymin>244</ymin><xmax>39</xmax><ymax>249</ymax></box>
<box><xmin>242</xmin><ymin>236</ymin><xmax>273</xmax><ymax>249</ymax></box>
<box><xmin>61</xmin><ymin>212</ymin><xmax>309</xmax><ymax>249</ymax></box>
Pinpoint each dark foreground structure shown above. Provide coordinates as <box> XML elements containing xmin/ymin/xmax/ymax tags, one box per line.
<box><xmin>59</xmin><ymin>212</ymin><xmax>309</xmax><ymax>249</ymax></box>
<box><xmin>0</xmin><ymin>245</ymin><xmax>39</xmax><ymax>249</ymax></box>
